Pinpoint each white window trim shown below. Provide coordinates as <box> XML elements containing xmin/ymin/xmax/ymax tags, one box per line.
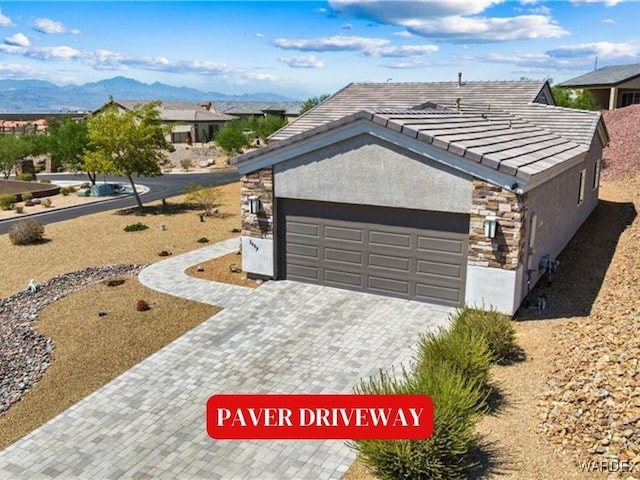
<box><xmin>593</xmin><ymin>159</ymin><xmax>601</xmax><ymax>190</ymax></box>
<box><xmin>578</xmin><ymin>168</ymin><xmax>586</xmax><ymax>205</ymax></box>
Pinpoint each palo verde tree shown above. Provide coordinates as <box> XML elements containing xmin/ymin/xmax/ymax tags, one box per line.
<box><xmin>299</xmin><ymin>94</ymin><xmax>330</xmax><ymax>114</ymax></box>
<box><xmin>46</xmin><ymin>117</ymin><xmax>92</xmax><ymax>182</ymax></box>
<box><xmin>215</xmin><ymin>119</ymin><xmax>249</xmax><ymax>156</ymax></box>
<box><xmin>84</xmin><ymin>100</ymin><xmax>170</xmax><ymax>214</ymax></box>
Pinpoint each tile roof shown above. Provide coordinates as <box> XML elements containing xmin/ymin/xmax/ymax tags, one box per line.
<box><xmin>113</xmin><ymin>100</ymin><xmax>234</xmax><ymax>122</ymax></box>
<box><xmin>271</xmin><ymin>80</ymin><xmax>550</xmax><ymax>141</ymax></box>
<box><xmin>235</xmin><ymin>104</ymin><xmax>601</xmax><ymax>183</ymax></box>
<box><xmin>211</xmin><ymin>101</ymin><xmax>303</xmax><ymax>116</ymax></box>
<box><xmin>558</xmin><ymin>64</ymin><xmax>640</xmax><ymax>87</ymax></box>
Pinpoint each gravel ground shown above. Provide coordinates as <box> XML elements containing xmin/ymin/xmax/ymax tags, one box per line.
<box><xmin>602</xmin><ymin>105</ymin><xmax>640</xmax><ymax>181</ymax></box>
<box><xmin>185</xmin><ymin>252</ymin><xmax>260</xmax><ymax>288</ymax></box>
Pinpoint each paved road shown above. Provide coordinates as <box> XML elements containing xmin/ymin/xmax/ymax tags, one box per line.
<box><xmin>0</xmin><ymin>170</ymin><xmax>240</xmax><ymax>235</ymax></box>
<box><xmin>0</xmin><ymin>239</ymin><xmax>453</xmax><ymax>479</ymax></box>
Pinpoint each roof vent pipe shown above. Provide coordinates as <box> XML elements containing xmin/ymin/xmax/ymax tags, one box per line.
<box><xmin>456</xmin><ymin>98</ymin><xmax>461</xmax><ymax>112</ymax></box>
<box><xmin>457</xmin><ymin>72</ymin><xmax>462</xmax><ymax>87</ymax></box>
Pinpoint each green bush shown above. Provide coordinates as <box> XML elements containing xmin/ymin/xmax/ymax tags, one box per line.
<box><xmin>21</xmin><ymin>192</ymin><xmax>33</xmax><ymax>202</ymax></box>
<box><xmin>123</xmin><ymin>222</ymin><xmax>149</xmax><ymax>232</ymax></box>
<box><xmin>8</xmin><ymin>219</ymin><xmax>44</xmax><ymax>245</ymax></box>
<box><xmin>450</xmin><ymin>307</ymin><xmax>516</xmax><ymax>364</ymax></box>
<box><xmin>416</xmin><ymin>326</ymin><xmax>492</xmax><ymax>404</ymax></box>
<box><xmin>197</xmin><ymin>237</ymin><xmax>209</xmax><ymax>243</ymax></box>
<box><xmin>60</xmin><ymin>186</ymin><xmax>71</xmax><ymax>196</ymax></box>
<box><xmin>353</xmin><ymin>362</ymin><xmax>485</xmax><ymax>480</ymax></box>
<box><xmin>39</xmin><ymin>179</ymin><xmax>51</xmax><ymax>184</ymax></box>
<box><xmin>14</xmin><ymin>205</ymin><xmax>23</xmax><ymax>214</ymax></box>
<box><xmin>0</xmin><ymin>194</ymin><xmax>16</xmax><ymax>210</ymax></box>
<box><xmin>16</xmin><ymin>173</ymin><xmax>35</xmax><ymax>182</ymax></box>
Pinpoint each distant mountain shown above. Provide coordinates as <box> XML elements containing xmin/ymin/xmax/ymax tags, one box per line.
<box><xmin>0</xmin><ymin>76</ymin><xmax>298</xmax><ymax>112</ymax></box>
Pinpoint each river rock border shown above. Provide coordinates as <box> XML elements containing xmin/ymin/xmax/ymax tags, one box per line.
<box><xmin>0</xmin><ymin>264</ymin><xmax>147</xmax><ymax>414</ymax></box>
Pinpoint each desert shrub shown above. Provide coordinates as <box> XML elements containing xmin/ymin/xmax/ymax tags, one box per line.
<box><xmin>0</xmin><ymin>194</ymin><xmax>16</xmax><ymax>210</ymax></box>
<box><xmin>80</xmin><ymin>182</ymin><xmax>91</xmax><ymax>189</ymax></box>
<box><xmin>21</xmin><ymin>192</ymin><xmax>33</xmax><ymax>202</ymax></box>
<box><xmin>17</xmin><ymin>173</ymin><xmax>35</xmax><ymax>182</ymax></box>
<box><xmin>41</xmin><ymin>197</ymin><xmax>52</xmax><ymax>208</ymax></box>
<box><xmin>185</xmin><ymin>184</ymin><xmax>222</xmax><ymax>216</ymax></box>
<box><xmin>124</xmin><ymin>222</ymin><xmax>149</xmax><ymax>232</ymax></box>
<box><xmin>105</xmin><ymin>279</ymin><xmax>125</xmax><ymax>287</ymax></box>
<box><xmin>197</xmin><ymin>237</ymin><xmax>209</xmax><ymax>243</ymax></box>
<box><xmin>136</xmin><ymin>299</ymin><xmax>150</xmax><ymax>312</ymax></box>
<box><xmin>8</xmin><ymin>219</ymin><xmax>44</xmax><ymax>245</ymax></box>
<box><xmin>14</xmin><ymin>205</ymin><xmax>23</xmax><ymax>214</ymax></box>
<box><xmin>353</xmin><ymin>362</ymin><xmax>485</xmax><ymax>480</ymax></box>
<box><xmin>450</xmin><ymin>307</ymin><xmax>516</xmax><ymax>364</ymax></box>
<box><xmin>181</xmin><ymin>158</ymin><xmax>194</xmax><ymax>171</ymax></box>
<box><xmin>158</xmin><ymin>250</ymin><xmax>172</xmax><ymax>257</ymax></box>
<box><xmin>39</xmin><ymin>179</ymin><xmax>51</xmax><ymax>184</ymax></box>
<box><xmin>416</xmin><ymin>327</ymin><xmax>492</xmax><ymax>405</ymax></box>
<box><xmin>60</xmin><ymin>186</ymin><xmax>70</xmax><ymax>196</ymax></box>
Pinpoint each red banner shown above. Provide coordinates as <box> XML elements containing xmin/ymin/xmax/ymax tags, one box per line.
<box><xmin>206</xmin><ymin>394</ymin><xmax>433</xmax><ymax>440</ymax></box>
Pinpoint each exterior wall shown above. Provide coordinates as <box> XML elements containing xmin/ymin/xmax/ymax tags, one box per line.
<box><xmin>521</xmin><ymin>134</ymin><xmax>603</xmax><ymax>300</ymax></box>
<box><xmin>468</xmin><ymin>179</ymin><xmax>526</xmax><ymax>270</ymax></box>
<box><xmin>274</xmin><ymin>134</ymin><xmax>472</xmax><ymax>214</ymax></box>
<box><xmin>465</xmin><ymin>179</ymin><xmax>527</xmax><ymax>314</ymax></box>
<box><xmin>241</xmin><ymin>168</ymin><xmax>274</xmax><ymax>277</ymax></box>
<box><xmin>587</xmin><ymin>89</ymin><xmax>611</xmax><ymax>110</ymax></box>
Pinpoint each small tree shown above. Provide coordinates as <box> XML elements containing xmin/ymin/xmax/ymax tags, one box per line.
<box><xmin>85</xmin><ymin>101</ymin><xmax>170</xmax><ymax>214</ymax></box>
<box><xmin>552</xmin><ymin>87</ymin><xmax>598</xmax><ymax>111</ymax></box>
<box><xmin>300</xmin><ymin>94</ymin><xmax>330</xmax><ymax>114</ymax></box>
<box><xmin>215</xmin><ymin>120</ymin><xmax>249</xmax><ymax>157</ymax></box>
<box><xmin>185</xmin><ymin>183</ymin><xmax>222</xmax><ymax>216</ymax></box>
<box><xmin>254</xmin><ymin>115</ymin><xmax>287</xmax><ymax>143</ymax></box>
<box><xmin>46</xmin><ymin>117</ymin><xmax>92</xmax><ymax>182</ymax></box>
<box><xmin>0</xmin><ymin>135</ymin><xmax>31</xmax><ymax>179</ymax></box>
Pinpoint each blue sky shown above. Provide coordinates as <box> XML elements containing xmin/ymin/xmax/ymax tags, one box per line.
<box><xmin>0</xmin><ymin>1</ymin><xmax>637</xmax><ymax>99</ymax></box>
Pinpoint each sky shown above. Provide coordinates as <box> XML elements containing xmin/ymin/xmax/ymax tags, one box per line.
<box><xmin>0</xmin><ymin>0</ymin><xmax>638</xmax><ymax>99</ymax></box>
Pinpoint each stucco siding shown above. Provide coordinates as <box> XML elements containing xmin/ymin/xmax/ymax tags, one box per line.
<box><xmin>274</xmin><ymin>134</ymin><xmax>472</xmax><ymax>213</ymax></box>
<box><xmin>521</xmin><ymin>134</ymin><xmax>603</xmax><ymax>301</ymax></box>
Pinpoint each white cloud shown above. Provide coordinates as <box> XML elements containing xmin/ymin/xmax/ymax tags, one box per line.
<box><xmin>365</xmin><ymin>44</ymin><xmax>439</xmax><ymax>57</ymax></box>
<box><xmin>0</xmin><ymin>62</ymin><xmax>42</xmax><ymax>78</ymax></box>
<box><xmin>0</xmin><ymin>9</ymin><xmax>14</xmax><ymax>27</ymax></box>
<box><xmin>255</xmin><ymin>32</ymin><xmax>264</xmax><ymax>38</ymax></box>
<box><xmin>33</xmin><ymin>18</ymin><xmax>80</xmax><ymax>35</ymax></box>
<box><xmin>385</xmin><ymin>59</ymin><xmax>433</xmax><ymax>69</ymax></box>
<box><xmin>570</xmin><ymin>0</ymin><xmax>623</xmax><ymax>6</ymax></box>
<box><xmin>26</xmin><ymin>46</ymin><xmax>81</xmax><ymax>60</ymax></box>
<box><xmin>528</xmin><ymin>5</ymin><xmax>551</xmax><ymax>15</ymax></box>
<box><xmin>547</xmin><ymin>41</ymin><xmax>639</xmax><ymax>59</ymax></box>
<box><xmin>4</xmin><ymin>33</ymin><xmax>30</xmax><ymax>47</ymax></box>
<box><xmin>279</xmin><ymin>54</ymin><xmax>324</xmax><ymax>68</ymax></box>
<box><xmin>405</xmin><ymin>15</ymin><xmax>568</xmax><ymax>42</ymax></box>
<box><xmin>328</xmin><ymin>0</ymin><xmax>567</xmax><ymax>42</ymax></box>
<box><xmin>602</xmin><ymin>18</ymin><xmax>616</xmax><ymax>24</ymax></box>
<box><xmin>393</xmin><ymin>31</ymin><xmax>414</xmax><ymax>38</ymax></box>
<box><xmin>273</xmin><ymin>35</ymin><xmax>389</xmax><ymax>52</ymax></box>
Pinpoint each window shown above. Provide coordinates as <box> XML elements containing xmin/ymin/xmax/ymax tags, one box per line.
<box><xmin>578</xmin><ymin>169</ymin><xmax>586</xmax><ymax>205</ymax></box>
<box><xmin>593</xmin><ymin>159</ymin><xmax>601</xmax><ymax>190</ymax></box>
<box><xmin>621</xmin><ymin>92</ymin><xmax>640</xmax><ymax>107</ymax></box>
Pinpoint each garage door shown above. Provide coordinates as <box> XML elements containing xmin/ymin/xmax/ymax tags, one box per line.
<box><xmin>278</xmin><ymin>199</ymin><xmax>469</xmax><ymax>306</ymax></box>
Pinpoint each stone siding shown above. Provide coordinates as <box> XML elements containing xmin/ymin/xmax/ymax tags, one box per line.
<box><xmin>241</xmin><ymin>168</ymin><xmax>273</xmax><ymax>239</ymax></box>
<box><xmin>469</xmin><ymin>179</ymin><xmax>526</xmax><ymax>270</ymax></box>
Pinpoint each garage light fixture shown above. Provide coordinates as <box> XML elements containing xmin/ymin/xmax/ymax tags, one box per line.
<box><xmin>248</xmin><ymin>196</ymin><xmax>261</xmax><ymax>214</ymax></box>
<box><xmin>484</xmin><ymin>215</ymin><xmax>498</xmax><ymax>239</ymax></box>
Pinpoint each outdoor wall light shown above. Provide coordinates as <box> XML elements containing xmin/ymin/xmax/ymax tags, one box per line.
<box><xmin>484</xmin><ymin>215</ymin><xmax>498</xmax><ymax>239</ymax></box>
<box><xmin>248</xmin><ymin>196</ymin><xmax>261</xmax><ymax>214</ymax></box>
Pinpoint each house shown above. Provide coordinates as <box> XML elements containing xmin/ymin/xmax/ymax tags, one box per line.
<box><xmin>99</xmin><ymin>100</ymin><xmax>235</xmax><ymax>144</ymax></box>
<box><xmin>558</xmin><ymin>64</ymin><xmax>640</xmax><ymax>110</ymax></box>
<box><xmin>232</xmin><ymin>80</ymin><xmax>608</xmax><ymax>315</ymax></box>
<box><xmin>211</xmin><ymin>101</ymin><xmax>303</xmax><ymax>123</ymax></box>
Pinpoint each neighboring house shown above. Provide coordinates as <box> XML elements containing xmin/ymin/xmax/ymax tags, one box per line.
<box><xmin>558</xmin><ymin>64</ymin><xmax>640</xmax><ymax>110</ymax></box>
<box><xmin>211</xmin><ymin>101</ymin><xmax>303</xmax><ymax>123</ymax></box>
<box><xmin>232</xmin><ymin>80</ymin><xmax>608</xmax><ymax>315</ymax></box>
<box><xmin>99</xmin><ymin>100</ymin><xmax>235</xmax><ymax>144</ymax></box>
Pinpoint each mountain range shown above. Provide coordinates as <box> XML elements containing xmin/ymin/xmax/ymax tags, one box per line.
<box><xmin>0</xmin><ymin>76</ymin><xmax>298</xmax><ymax>113</ymax></box>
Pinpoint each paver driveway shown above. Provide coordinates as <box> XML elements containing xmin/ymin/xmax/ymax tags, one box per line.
<box><xmin>0</xmin><ymin>239</ymin><xmax>453</xmax><ymax>479</ymax></box>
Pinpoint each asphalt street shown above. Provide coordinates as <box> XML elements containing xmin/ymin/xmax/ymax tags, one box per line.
<box><xmin>0</xmin><ymin>170</ymin><xmax>240</xmax><ymax>235</ymax></box>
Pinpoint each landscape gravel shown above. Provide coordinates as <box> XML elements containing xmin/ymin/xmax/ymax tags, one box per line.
<box><xmin>0</xmin><ymin>264</ymin><xmax>145</xmax><ymax>414</ymax></box>
<box><xmin>602</xmin><ymin>105</ymin><xmax>640</xmax><ymax>181</ymax></box>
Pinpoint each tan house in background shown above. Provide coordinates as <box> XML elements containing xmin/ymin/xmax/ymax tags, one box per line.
<box><xmin>558</xmin><ymin>63</ymin><xmax>640</xmax><ymax>110</ymax></box>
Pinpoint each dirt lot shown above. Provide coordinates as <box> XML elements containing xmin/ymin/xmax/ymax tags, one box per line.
<box><xmin>185</xmin><ymin>252</ymin><xmax>259</xmax><ymax>288</ymax></box>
